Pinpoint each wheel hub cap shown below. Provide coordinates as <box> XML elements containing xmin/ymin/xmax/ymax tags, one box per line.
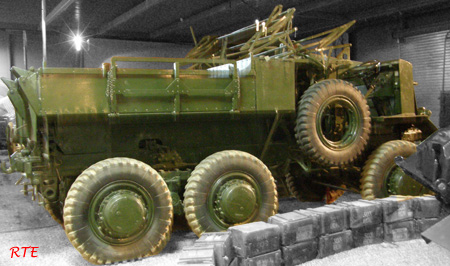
<box><xmin>388</xmin><ymin>166</ymin><xmax>427</xmax><ymax>195</ymax></box>
<box><xmin>98</xmin><ymin>189</ymin><xmax>148</xmax><ymax>239</ymax></box>
<box><xmin>217</xmin><ymin>180</ymin><xmax>257</xmax><ymax>224</ymax></box>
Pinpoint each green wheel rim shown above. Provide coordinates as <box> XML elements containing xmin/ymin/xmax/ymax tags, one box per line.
<box><xmin>385</xmin><ymin>165</ymin><xmax>429</xmax><ymax>196</ymax></box>
<box><xmin>88</xmin><ymin>180</ymin><xmax>154</xmax><ymax>245</ymax></box>
<box><xmin>207</xmin><ymin>172</ymin><xmax>261</xmax><ymax>229</ymax></box>
<box><xmin>316</xmin><ymin>95</ymin><xmax>361</xmax><ymax>150</ymax></box>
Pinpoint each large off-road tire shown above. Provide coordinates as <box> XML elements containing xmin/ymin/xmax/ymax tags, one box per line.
<box><xmin>184</xmin><ymin>150</ymin><xmax>278</xmax><ymax>237</ymax></box>
<box><xmin>360</xmin><ymin>140</ymin><xmax>430</xmax><ymax>199</ymax></box>
<box><xmin>44</xmin><ymin>199</ymin><xmax>64</xmax><ymax>227</ymax></box>
<box><xmin>285</xmin><ymin>173</ymin><xmax>326</xmax><ymax>202</ymax></box>
<box><xmin>63</xmin><ymin>158</ymin><xmax>173</xmax><ymax>264</ymax></box>
<box><xmin>295</xmin><ymin>79</ymin><xmax>371</xmax><ymax>166</ymax></box>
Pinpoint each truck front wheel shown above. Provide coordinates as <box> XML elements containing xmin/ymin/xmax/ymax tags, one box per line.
<box><xmin>63</xmin><ymin>158</ymin><xmax>173</xmax><ymax>264</ymax></box>
<box><xmin>360</xmin><ymin>140</ymin><xmax>430</xmax><ymax>199</ymax></box>
<box><xmin>44</xmin><ymin>199</ymin><xmax>64</xmax><ymax>227</ymax></box>
<box><xmin>184</xmin><ymin>150</ymin><xmax>278</xmax><ymax>237</ymax></box>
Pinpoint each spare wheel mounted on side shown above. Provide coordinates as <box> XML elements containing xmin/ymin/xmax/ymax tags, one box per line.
<box><xmin>295</xmin><ymin>79</ymin><xmax>371</xmax><ymax>166</ymax></box>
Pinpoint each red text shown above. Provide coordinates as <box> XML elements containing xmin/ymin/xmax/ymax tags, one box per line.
<box><xmin>10</xmin><ymin>246</ymin><xmax>38</xmax><ymax>258</ymax></box>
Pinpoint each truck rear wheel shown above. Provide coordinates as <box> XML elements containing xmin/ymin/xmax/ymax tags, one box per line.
<box><xmin>63</xmin><ymin>158</ymin><xmax>173</xmax><ymax>264</ymax></box>
<box><xmin>360</xmin><ymin>140</ymin><xmax>429</xmax><ymax>199</ymax></box>
<box><xmin>184</xmin><ymin>150</ymin><xmax>278</xmax><ymax>237</ymax></box>
<box><xmin>295</xmin><ymin>79</ymin><xmax>371</xmax><ymax>166</ymax></box>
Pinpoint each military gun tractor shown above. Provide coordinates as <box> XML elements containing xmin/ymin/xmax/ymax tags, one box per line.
<box><xmin>1</xmin><ymin>5</ymin><xmax>437</xmax><ymax>264</ymax></box>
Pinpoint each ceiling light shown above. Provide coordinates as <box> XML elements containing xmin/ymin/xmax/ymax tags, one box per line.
<box><xmin>73</xmin><ymin>33</ymin><xmax>83</xmax><ymax>52</ymax></box>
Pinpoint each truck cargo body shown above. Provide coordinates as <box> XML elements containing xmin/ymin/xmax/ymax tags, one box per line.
<box><xmin>8</xmin><ymin>56</ymin><xmax>295</xmax><ymax>178</ymax></box>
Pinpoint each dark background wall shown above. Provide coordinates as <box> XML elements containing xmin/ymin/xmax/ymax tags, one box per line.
<box><xmin>0</xmin><ymin>29</ymin><xmax>193</xmax><ymax>97</ymax></box>
<box><xmin>7</xmin><ymin>30</ymin><xmax>193</xmax><ymax>71</ymax></box>
<box><xmin>350</xmin><ymin>10</ymin><xmax>450</xmax><ymax>126</ymax></box>
<box><xmin>352</xmin><ymin>24</ymin><xmax>399</xmax><ymax>62</ymax></box>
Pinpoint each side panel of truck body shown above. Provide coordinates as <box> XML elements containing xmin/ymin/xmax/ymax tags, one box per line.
<box><xmin>26</xmin><ymin>57</ymin><xmax>296</xmax><ymax>177</ymax></box>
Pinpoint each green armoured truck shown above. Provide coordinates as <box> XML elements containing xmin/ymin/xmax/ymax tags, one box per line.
<box><xmin>1</xmin><ymin>5</ymin><xmax>437</xmax><ymax>264</ymax></box>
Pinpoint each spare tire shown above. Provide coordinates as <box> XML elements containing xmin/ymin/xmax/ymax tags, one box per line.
<box><xmin>295</xmin><ymin>79</ymin><xmax>371</xmax><ymax>166</ymax></box>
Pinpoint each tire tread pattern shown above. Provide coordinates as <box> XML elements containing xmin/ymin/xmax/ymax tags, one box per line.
<box><xmin>63</xmin><ymin>158</ymin><xmax>173</xmax><ymax>265</ymax></box>
<box><xmin>285</xmin><ymin>173</ymin><xmax>326</xmax><ymax>202</ymax></box>
<box><xmin>360</xmin><ymin>140</ymin><xmax>416</xmax><ymax>200</ymax></box>
<box><xmin>295</xmin><ymin>79</ymin><xmax>371</xmax><ymax>166</ymax></box>
<box><xmin>184</xmin><ymin>150</ymin><xmax>278</xmax><ymax>237</ymax></box>
<box><xmin>44</xmin><ymin>199</ymin><xmax>64</xmax><ymax>227</ymax></box>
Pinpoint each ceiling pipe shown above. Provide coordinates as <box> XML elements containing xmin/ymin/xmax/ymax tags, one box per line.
<box><xmin>302</xmin><ymin>0</ymin><xmax>450</xmax><ymax>38</ymax></box>
<box><xmin>152</xmin><ymin>0</ymin><xmax>351</xmax><ymax>38</ymax></box>
<box><xmin>41</xmin><ymin>0</ymin><xmax>47</xmax><ymax>67</ymax></box>
<box><xmin>97</xmin><ymin>0</ymin><xmax>165</xmax><ymax>35</ymax></box>
<box><xmin>23</xmin><ymin>31</ymin><xmax>27</xmax><ymax>69</ymax></box>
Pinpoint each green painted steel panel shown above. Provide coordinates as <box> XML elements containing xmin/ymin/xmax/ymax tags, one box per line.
<box><xmin>115</xmin><ymin>75</ymin><xmax>174</xmax><ymax>113</ymax></box>
<box><xmin>4</xmin><ymin>80</ymin><xmax>26</xmax><ymax>119</ymax></box>
<box><xmin>398</xmin><ymin>59</ymin><xmax>416</xmax><ymax>114</ymax></box>
<box><xmin>40</xmin><ymin>72</ymin><xmax>108</xmax><ymax>115</ymax></box>
<box><xmin>255</xmin><ymin>58</ymin><xmax>296</xmax><ymax>112</ymax></box>
<box><xmin>239</xmin><ymin>76</ymin><xmax>257</xmax><ymax>112</ymax></box>
<box><xmin>18</xmin><ymin>72</ymin><xmax>41</xmax><ymax>115</ymax></box>
<box><xmin>53</xmin><ymin>115</ymin><xmax>109</xmax><ymax>154</ymax></box>
<box><xmin>114</xmin><ymin>75</ymin><xmax>240</xmax><ymax>113</ymax></box>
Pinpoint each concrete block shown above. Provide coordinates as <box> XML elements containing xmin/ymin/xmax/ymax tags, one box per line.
<box><xmin>229</xmin><ymin>221</ymin><xmax>280</xmax><ymax>258</ymax></box>
<box><xmin>178</xmin><ymin>245</ymin><xmax>215</xmax><ymax>265</ymax></box>
<box><xmin>412</xmin><ymin>196</ymin><xmax>441</xmax><ymax>219</ymax></box>
<box><xmin>281</xmin><ymin>239</ymin><xmax>318</xmax><ymax>266</ymax></box>
<box><xmin>318</xmin><ymin>230</ymin><xmax>353</xmax><ymax>258</ymax></box>
<box><xmin>298</xmin><ymin>205</ymin><xmax>348</xmax><ymax>235</ymax></box>
<box><xmin>195</xmin><ymin>232</ymin><xmax>234</xmax><ymax>266</ymax></box>
<box><xmin>236</xmin><ymin>250</ymin><xmax>282</xmax><ymax>266</ymax></box>
<box><xmin>336</xmin><ymin>200</ymin><xmax>383</xmax><ymax>228</ymax></box>
<box><xmin>351</xmin><ymin>224</ymin><xmax>384</xmax><ymax>247</ymax></box>
<box><xmin>268</xmin><ymin>211</ymin><xmax>320</xmax><ymax>246</ymax></box>
<box><xmin>376</xmin><ymin>196</ymin><xmax>414</xmax><ymax>223</ymax></box>
<box><xmin>384</xmin><ymin>220</ymin><xmax>416</xmax><ymax>242</ymax></box>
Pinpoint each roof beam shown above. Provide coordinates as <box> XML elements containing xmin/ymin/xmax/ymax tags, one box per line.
<box><xmin>45</xmin><ymin>0</ymin><xmax>76</xmax><ymax>26</ymax></box>
<box><xmin>97</xmin><ymin>0</ymin><xmax>165</xmax><ymax>35</ymax></box>
<box><xmin>393</xmin><ymin>20</ymin><xmax>450</xmax><ymax>39</ymax></box>
<box><xmin>150</xmin><ymin>0</ymin><xmax>348</xmax><ymax>39</ymax></box>
<box><xmin>150</xmin><ymin>0</ymin><xmax>247</xmax><ymax>39</ymax></box>
<box><xmin>296</xmin><ymin>0</ymin><xmax>449</xmax><ymax>37</ymax></box>
<box><xmin>352</xmin><ymin>0</ymin><xmax>448</xmax><ymax>22</ymax></box>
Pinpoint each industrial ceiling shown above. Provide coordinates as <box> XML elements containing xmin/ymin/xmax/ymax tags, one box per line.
<box><xmin>1</xmin><ymin>0</ymin><xmax>450</xmax><ymax>44</ymax></box>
